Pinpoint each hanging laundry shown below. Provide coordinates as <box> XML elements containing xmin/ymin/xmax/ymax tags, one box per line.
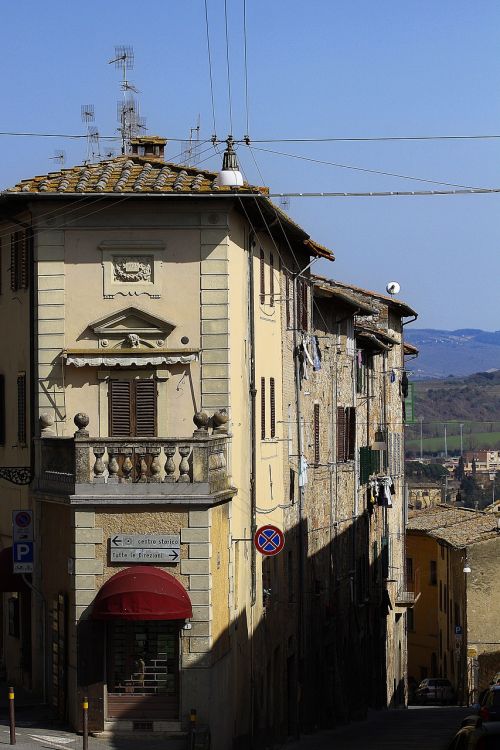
<box><xmin>298</xmin><ymin>455</ymin><xmax>308</xmax><ymax>487</ymax></box>
<box><xmin>294</xmin><ymin>345</ymin><xmax>308</xmax><ymax>384</ymax></box>
<box><xmin>390</xmin><ymin>370</ymin><xmax>396</xmax><ymax>383</ymax></box>
<box><xmin>302</xmin><ymin>336</ymin><xmax>315</xmax><ymax>368</ymax></box>
<box><xmin>377</xmin><ymin>475</ymin><xmax>394</xmax><ymax>507</ymax></box>
<box><xmin>311</xmin><ymin>335</ymin><xmax>322</xmax><ymax>371</ymax></box>
<box><xmin>401</xmin><ymin>370</ymin><xmax>409</xmax><ymax>398</ymax></box>
<box><xmin>357</xmin><ymin>350</ymin><xmax>363</xmax><ymax>367</ymax></box>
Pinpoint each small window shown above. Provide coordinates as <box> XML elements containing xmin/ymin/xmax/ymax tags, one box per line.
<box><xmin>407</xmin><ymin>608</ymin><xmax>415</xmax><ymax>632</ymax></box>
<box><xmin>430</xmin><ymin>560</ymin><xmax>437</xmax><ymax>586</ymax></box>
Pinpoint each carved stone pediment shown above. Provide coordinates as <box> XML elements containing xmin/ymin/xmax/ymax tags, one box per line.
<box><xmin>87</xmin><ymin>306</ymin><xmax>176</xmax><ymax>349</ymax></box>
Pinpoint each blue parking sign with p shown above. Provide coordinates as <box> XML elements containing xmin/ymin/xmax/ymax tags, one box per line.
<box><xmin>13</xmin><ymin>541</ymin><xmax>34</xmax><ymax>573</ymax></box>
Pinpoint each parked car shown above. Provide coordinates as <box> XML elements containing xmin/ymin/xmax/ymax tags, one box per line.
<box><xmin>416</xmin><ymin>677</ymin><xmax>455</xmax><ymax>705</ymax></box>
<box><xmin>478</xmin><ymin>685</ymin><xmax>500</xmax><ymax>722</ymax></box>
<box><xmin>448</xmin><ymin>720</ymin><xmax>500</xmax><ymax>749</ymax></box>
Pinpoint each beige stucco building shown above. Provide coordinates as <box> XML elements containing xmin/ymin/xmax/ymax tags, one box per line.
<box><xmin>0</xmin><ymin>137</ymin><xmax>417</xmax><ymax>746</ymax></box>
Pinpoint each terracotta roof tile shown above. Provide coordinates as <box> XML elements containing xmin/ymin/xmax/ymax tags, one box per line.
<box><xmin>407</xmin><ymin>504</ymin><xmax>499</xmax><ymax>548</ymax></box>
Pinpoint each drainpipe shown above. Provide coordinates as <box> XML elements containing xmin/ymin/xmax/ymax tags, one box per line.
<box><xmin>248</xmin><ymin>232</ymin><xmax>257</xmax><ymax>606</ymax></box>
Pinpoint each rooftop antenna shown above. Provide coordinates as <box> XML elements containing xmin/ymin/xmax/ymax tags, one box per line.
<box><xmin>181</xmin><ymin>115</ymin><xmax>201</xmax><ymax>165</ymax></box>
<box><xmin>109</xmin><ymin>45</ymin><xmax>144</xmax><ymax>154</ymax></box>
<box><xmin>81</xmin><ymin>104</ymin><xmax>101</xmax><ymax>163</ymax></box>
<box><xmin>50</xmin><ymin>149</ymin><xmax>66</xmax><ymax>167</ymax></box>
<box><xmin>279</xmin><ymin>195</ymin><xmax>291</xmax><ymax>212</ymax></box>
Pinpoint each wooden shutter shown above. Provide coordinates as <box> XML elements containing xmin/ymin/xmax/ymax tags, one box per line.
<box><xmin>336</xmin><ymin>407</ymin><xmax>346</xmax><ymax>462</ymax></box>
<box><xmin>10</xmin><ymin>234</ymin><xmax>17</xmax><ymax>291</ymax></box>
<box><xmin>0</xmin><ymin>374</ymin><xmax>5</xmax><ymax>445</ymax></box>
<box><xmin>269</xmin><ymin>253</ymin><xmax>274</xmax><ymax>306</ymax></box>
<box><xmin>134</xmin><ymin>379</ymin><xmax>156</xmax><ymax>437</ymax></box>
<box><xmin>261</xmin><ymin>377</ymin><xmax>266</xmax><ymax>439</ymax></box>
<box><xmin>301</xmin><ymin>279</ymin><xmax>308</xmax><ymax>331</ymax></box>
<box><xmin>20</xmin><ymin>230</ymin><xmax>31</xmax><ymax>289</ymax></box>
<box><xmin>109</xmin><ymin>380</ymin><xmax>132</xmax><ymax>437</ymax></box>
<box><xmin>359</xmin><ymin>446</ymin><xmax>371</xmax><ymax>484</ymax></box>
<box><xmin>17</xmin><ymin>373</ymin><xmax>26</xmax><ymax>445</ymax></box>
<box><xmin>270</xmin><ymin>378</ymin><xmax>276</xmax><ymax>438</ymax></box>
<box><xmin>259</xmin><ymin>248</ymin><xmax>265</xmax><ymax>305</ymax></box>
<box><xmin>314</xmin><ymin>403</ymin><xmax>320</xmax><ymax>464</ymax></box>
<box><xmin>346</xmin><ymin>406</ymin><xmax>356</xmax><ymax>460</ymax></box>
<box><xmin>285</xmin><ymin>273</ymin><xmax>290</xmax><ymax>328</ymax></box>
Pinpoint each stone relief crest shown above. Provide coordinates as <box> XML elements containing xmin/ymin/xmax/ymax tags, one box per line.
<box><xmin>113</xmin><ymin>256</ymin><xmax>153</xmax><ymax>284</ymax></box>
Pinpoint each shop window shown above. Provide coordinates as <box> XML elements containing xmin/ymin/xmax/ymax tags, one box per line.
<box><xmin>8</xmin><ymin>597</ymin><xmax>19</xmax><ymax>638</ymax></box>
<box><xmin>17</xmin><ymin>372</ymin><xmax>26</xmax><ymax>446</ymax></box>
<box><xmin>109</xmin><ymin>379</ymin><xmax>156</xmax><ymax>437</ymax></box>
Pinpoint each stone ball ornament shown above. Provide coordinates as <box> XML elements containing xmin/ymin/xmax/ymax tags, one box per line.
<box><xmin>74</xmin><ymin>412</ymin><xmax>90</xmax><ymax>435</ymax></box>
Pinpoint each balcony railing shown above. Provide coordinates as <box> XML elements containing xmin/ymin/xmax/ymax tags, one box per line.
<box><xmin>35</xmin><ymin>413</ymin><xmax>233</xmax><ymax>501</ymax></box>
<box><xmin>396</xmin><ymin>567</ymin><xmax>421</xmax><ymax>607</ymax></box>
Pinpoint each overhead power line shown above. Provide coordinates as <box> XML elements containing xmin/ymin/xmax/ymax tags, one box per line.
<box><xmin>245</xmin><ymin>134</ymin><xmax>500</xmax><ymax>143</ymax></box>
<box><xmin>249</xmin><ymin>145</ymin><xmax>485</xmax><ymax>189</ymax></box>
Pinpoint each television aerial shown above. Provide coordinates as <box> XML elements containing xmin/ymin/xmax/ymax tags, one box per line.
<box><xmin>50</xmin><ymin>149</ymin><xmax>66</xmax><ymax>167</ymax></box>
<box><xmin>109</xmin><ymin>45</ymin><xmax>145</xmax><ymax>153</ymax></box>
<box><xmin>81</xmin><ymin>104</ymin><xmax>101</xmax><ymax>162</ymax></box>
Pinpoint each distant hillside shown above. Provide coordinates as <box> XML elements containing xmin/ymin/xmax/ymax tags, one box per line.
<box><xmin>406</xmin><ymin>371</ymin><xmax>500</xmax><ymax>455</ymax></box>
<box><xmin>405</xmin><ymin>329</ymin><xmax>500</xmax><ymax>379</ymax></box>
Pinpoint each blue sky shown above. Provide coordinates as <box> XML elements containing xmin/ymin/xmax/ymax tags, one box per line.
<box><xmin>1</xmin><ymin>0</ymin><xmax>500</xmax><ymax>329</ymax></box>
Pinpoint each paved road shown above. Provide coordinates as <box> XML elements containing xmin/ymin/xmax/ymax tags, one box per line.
<box><xmin>284</xmin><ymin>706</ymin><xmax>470</xmax><ymax>750</ymax></box>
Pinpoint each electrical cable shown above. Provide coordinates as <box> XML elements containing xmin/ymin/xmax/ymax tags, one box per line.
<box><xmin>224</xmin><ymin>0</ymin><xmax>234</xmax><ymax>135</ymax></box>
<box><xmin>203</xmin><ymin>0</ymin><xmax>217</xmax><ymax>137</ymax></box>
<box><xmin>245</xmin><ymin>133</ymin><xmax>500</xmax><ymax>144</ymax></box>
<box><xmin>243</xmin><ymin>0</ymin><xmax>250</xmax><ymax>138</ymax></box>
<box><xmin>249</xmin><ymin>145</ymin><xmax>486</xmax><ymax>190</ymax></box>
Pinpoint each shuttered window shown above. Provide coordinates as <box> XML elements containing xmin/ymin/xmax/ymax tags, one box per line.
<box><xmin>269</xmin><ymin>253</ymin><xmax>274</xmax><ymax>307</ymax></box>
<box><xmin>337</xmin><ymin>406</ymin><xmax>356</xmax><ymax>462</ymax></box>
<box><xmin>261</xmin><ymin>377</ymin><xmax>266</xmax><ymax>439</ymax></box>
<box><xmin>109</xmin><ymin>379</ymin><xmax>156</xmax><ymax>437</ymax></box>
<box><xmin>270</xmin><ymin>378</ymin><xmax>276</xmax><ymax>438</ymax></box>
<box><xmin>0</xmin><ymin>374</ymin><xmax>5</xmax><ymax>445</ymax></box>
<box><xmin>135</xmin><ymin>379</ymin><xmax>156</xmax><ymax>437</ymax></box>
<box><xmin>259</xmin><ymin>248</ymin><xmax>265</xmax><ymax>305</ymax></box>
<box><xmin>10</xmin><ymin>231</ymin><xmax>30</xmax><ymax>291</ymax></box>
<box><xmin>336</xmin><ymin>407</ymin><xmax>346</xmax><ymax>461</ymax></box>
<box><xmin>313</xmin><ymin>403</ymin><xmax>320</xmax><ymax>464</ymax></box>
<box><xmin>346</xmin><ymin>406</ymin><xmax>356</xmax><ymax>460</ymax></box>
<box><xmin>297</xmin><ymin>278</ymin><xmax>308</xmax><ymax>331</ymax></box>
<box><xmin>17</xmin><ymin>373</ymin><xmax>26</xmax><ymax>445</ymax></box>
<box><xmin>285</xmin><ymin>273</ymin><xmax>291</xmax><ymax>328</ymax></box>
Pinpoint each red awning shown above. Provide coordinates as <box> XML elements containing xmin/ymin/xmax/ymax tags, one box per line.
<box><xmin>0</xmin><ymin>547</ymin><xmax>30</xmax><ymax>592</ymax></box>
<box><xmin>91</xmin><ymin>566</ymin><xmax>192</xmax><ymax>621</ymax></box>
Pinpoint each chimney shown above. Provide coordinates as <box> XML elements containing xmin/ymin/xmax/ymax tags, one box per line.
<box><xmin>130</xmin><ymin>136</ymin><xmax>167</xmax><ymax>163</ymax></box>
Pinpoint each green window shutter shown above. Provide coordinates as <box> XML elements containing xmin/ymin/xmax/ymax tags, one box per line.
<box><xmin>359</xmin><ymin>446</ymin><xmax>371</xmax><ymax>484</ymax></box>
<box><xmin>404</xmin><ymin>382</ymin><xmax>416</xmax><ymax>424</ymax></box>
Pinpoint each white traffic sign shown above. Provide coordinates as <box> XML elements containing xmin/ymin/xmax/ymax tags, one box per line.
<box><xmin>13</xmin><ymin>541</ymin><xmax>34</xmax><ymax>573</ymax></box>
<box><xmin>110</xmin><ymin>548</ymin><xmax>180</xmax><ymax>563</ymax></box>
<box><xmin>12</xmin><ymin>510</ymin><xmax>34</xmax><ymax>542</ymax></box>
<box><xmin>110</xmin><ymin>534</ymin><xmax>180</xmax><ymax>549</ymax></box>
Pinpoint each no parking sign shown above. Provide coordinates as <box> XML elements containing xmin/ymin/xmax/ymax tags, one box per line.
<box><xmin>254</xmin><ymin>525</ymin><xmax>285</xmax><ymax>556</ymax></box>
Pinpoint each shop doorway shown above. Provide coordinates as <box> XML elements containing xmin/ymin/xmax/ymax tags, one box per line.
<box><xmin>106</xmin><ymin>620</ymin><xmax>180</xmax><ymax>720</ymax></box>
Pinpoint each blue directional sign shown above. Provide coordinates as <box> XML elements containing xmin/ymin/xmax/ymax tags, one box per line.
<box><xmin>254</xmin><ymin>525</ymin><xmax>285</xmax><ymax>556</ymax></box>
<box><xmin>12</xmin><ymin>541</ymin><xmax>34</xmax><ymax>573</ymax></box>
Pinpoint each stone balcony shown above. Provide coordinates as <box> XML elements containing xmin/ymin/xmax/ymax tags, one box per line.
<box><xmin>35</xmin><ymin>412</ymin><xmax>235</xmax><ymax>505</ymax></box>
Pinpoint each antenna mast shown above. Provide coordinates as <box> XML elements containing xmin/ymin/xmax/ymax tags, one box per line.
<box><xmin>109</xmin><ymin>45</ymin><xmax>145</xmax><ymax>154</ymax></box>
<box><xmin>81</xmin><ymin>104</ymin><xmax>101</xmax><ymax>163</ymax></box>
<box><xmin>182</xmin><ymin>115</ymin><xmax>201</xmax><ymax>165</ymax></box>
